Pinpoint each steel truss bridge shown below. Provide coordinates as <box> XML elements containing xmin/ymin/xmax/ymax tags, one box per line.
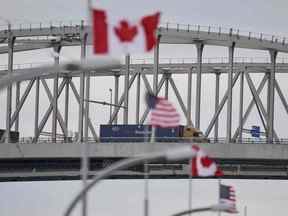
<box><xmin>1</xmin><ymin>21</ymin><xmax>288</xmax><ymax>181</ymax></box>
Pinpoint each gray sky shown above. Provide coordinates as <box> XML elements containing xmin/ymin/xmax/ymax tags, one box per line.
<box><xmin>1</xmin><ymin>0</ymin><xmax>288</xmax><ymax>137</ymax></box>
<box><xmin>1</xmin><ymin>179</ymin><xmax>288</xmax><ymax>216</ymax></box>
<box><xmin>0</xmin><ymin>1</ymin><xmax>288</xmax><ymax>215</ymax></box>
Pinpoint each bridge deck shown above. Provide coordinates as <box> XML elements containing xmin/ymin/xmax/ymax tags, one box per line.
<box><xmin>1</xmin><ymin>142</ymin><xmax>288</xmax><ymax>160</ymax></box>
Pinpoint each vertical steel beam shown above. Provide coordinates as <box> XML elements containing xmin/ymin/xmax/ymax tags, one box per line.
<box><xmin>114</xmin><ymin>74</ymin><xmax>119</xmax><ymax>124</ymax></box>
<box><xmin>5</xmin><ymin>35</ymin><xmax>15</xmax><ymax>143</ymax></box>
<box><xmin>78</xmin><ymin>33</ymin><xmax>87</xmax><ymax>142</ymax></box>
<box><xmin>52</xmin><ymin>46</ymin><xmax>61</xmax><ymax>142</ymax></box>
<box><xmin>214</xmin><ymin>70</ymin><xmax>220</xmax><ymax>141</ymax></box>
<box><xmin>226</xmin><ymin>42</ymin><xmax>235</xmax><ymax>143</ymax></box>
<box><xmin>165</xmin><ymin>76</ymin><xmax>169</xmax><ymax>99</ymax></box>
<box><xmin>268</xmin><ymin>50</ymin><xmax>277</xmax><ymax>143</ymax></box>
<box><xmin>153</xmin><ymin>36</ymin><xmax>160</xmax><ymax>94</ymax></box>
<box><xmin>136</xmin><ymin>69</ymin><xmax>141</xmax><ymax>124</ymax></box>
<box><xmin>187</xmin><ymin>68</ymin><xmax>193</xmax><ymax>126</ymax></box>
<box><xmin>15</xmin><ymin>82</ymin><xmax>20</xmax><ymax>131</ymax></box>
<box><xmin>34</xmin><ymin>78</ymin><xmax>40</xmax><ymax>142</ymax></box>
<box><xmin>238</xmin><ymin>71</ymin><xmax>244</xmax><ymax>142</ymax></box>
<box><xmin>64</xmin><ymin>77</ymin><xmax>70</xmax><ymax>135</ymax></box>
<box><xmin>84</xmin><ymin>74</ymin><xmax>90</xmax><ymax>141</ymax></box>
<box><xmin>123</xmin><ymin>55</ymin><xmax>130</xmax><ymax>124</ymax></box>
<box><xmin>195</xmin><ymin>42</ymin><xmax>204</xmax><ymax>129</ymax></box>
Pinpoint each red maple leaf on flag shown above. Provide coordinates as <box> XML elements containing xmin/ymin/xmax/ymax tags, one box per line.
<box><xmin>201</xmin><ymin>156</ymin><xmax>214</xmax><ymax>167</ymax></box>
<box><xmin>114</xmin><ymin>20</ymin><xmax>138</xmax><ymax>42</ymax></box>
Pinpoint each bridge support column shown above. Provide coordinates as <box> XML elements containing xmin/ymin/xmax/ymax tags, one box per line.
<box><xmin>15</xmin><ymin>81</ymin><xmax>20</xmax><ymax>131</ymax></box>
<box><xmin>136</xmin><ymin>68</ymin><xmax>141</xmax><ymax>124</ymax></box>
<box><xmin>268</xmin><ymin>50</ymin><xmax>277</xmax><ymax>143</ymax></box>
<box><xmin>123</xmin><ymin>55</ymin><xmax>130</xmax><ymax>124</ymax></box>
<box><xmin>5</xmin><ymin>34</ymin><xmax>15</xmax><ymax>143</ymax></box>
<box><xmin>187</xmin><ymin>67</ymin><xmax>193</xmax><ymax>126</ymax></box>
<box><xmin>153</xmin><ymin>36</ymin><xmax>160</xmax><ymax>95</ymax></box>
<box><xmin>114</xmin><ymin>74</ymin><xmax>119</xmax><ymax>124</ymax></box>
<box><xmin>78</xmin><ymin>32</ymin><xmax>87</xmax><ymax>142</ymax></box>
<box><xmin>34</xmin><ymin>78</ymin><xmax>40</xmax><ymax>142</ymax></box>
<box><xmin>195</xmin><ymin>42</ymin><xmax>204</xmax><ymax>129</ymax></box>
<box><xmin>238</xmin><ymin>71</ymin><xmax>244</xmax><ymax>142</ymax></box>
<box><xmin>84</xmin><ymin>74</ymin><xmax>90</xmax><ymax>141</ymax></box>
<box><xmin>165</xmin><ymin>71</ymin><xmax>169</xmax><ymax>100</ymax></box>
<box><xmin>214</xmin><ymin>70</ymin><xmax>220</xmax><ymax>141</ymax></box>
<box><xmin>52</xmin><ymin>45</ymin><xmax>61</xmax><ymax>143</ymax></box>
<box><xmin>226</xmin><ymin>42</ymin><xmax>235</xmax><ymax>143</ymax></box>
<box><xmin>64</xmin><ymin>77</ymin><xmax>70</xmax><ymax>139</ymax></box>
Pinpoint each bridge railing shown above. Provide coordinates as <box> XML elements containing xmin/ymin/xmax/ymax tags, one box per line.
<box><xmin>0</xmin><ymin>20</ymin><xmax>85</xmax><ymax>31</ymax></box>
<box><xmin>0</xmin><ymin>20</ymin><xmax>286</xmax><ymax>46</ymax></box>
<box><xmin>1</xmin><ymin>57</ymin><xmax>288</xmax><ymax>72</ymax></box>
<box><xmin>159</xmin><ymin>22</ymin><xmax>287</xmax><ymax>45</ymax></box>
<box><xmin>15</xmin><ymin>136</ymin><xmax>288</xmax><ymax>145</ymax></box>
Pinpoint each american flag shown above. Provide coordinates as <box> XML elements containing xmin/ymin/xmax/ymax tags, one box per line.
<box><xmin>219</xmin><ymin>184</ymin><xmax>238</xmax><ymax>213</ymax></box>
<box><xmin>146</xmin><ymin>92</ymin><xmax>180</xmax><ymax>128</ymax></box>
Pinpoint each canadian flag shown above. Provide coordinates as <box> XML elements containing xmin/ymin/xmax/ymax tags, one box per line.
<box><xmin>191</xmin><ymin>145</ymin><xmax>223</xmax><ymax>177</ymax></box>
<box><xmin>92</xmin><ymin>8</ymin><xmax>160</xmax><ymax>54</ymax></box>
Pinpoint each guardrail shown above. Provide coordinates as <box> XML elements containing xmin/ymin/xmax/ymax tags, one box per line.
<box><xmin>0</xmin><ymin>20</ymin><xmax>286</xmax><ymax>45</ymax></box>
<box><xmin>0</xmin><ymin>57</ymin><xmax>288</xmax><ymax>72</ymax></box>
<box><xmin>159</xmin><ymin>22</ymin><xmax>287</xmax><ymax>45</ymax></box>
<box><xmin>14</xmin><ymin>136</ymin><xmax>288</xmax><ymax>145</ymax></box>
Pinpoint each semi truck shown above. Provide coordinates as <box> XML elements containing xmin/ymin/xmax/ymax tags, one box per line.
<box><xmin>100</xmin><ymin>124</ymin><xmax>209</xmax><ymax>143</ymax></box>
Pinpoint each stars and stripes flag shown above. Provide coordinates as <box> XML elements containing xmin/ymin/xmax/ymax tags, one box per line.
<box><xmin>219</xmin><ymin>184</ymin><xmax>238</xmax><ymax>213</ymax></box>
<box><xmin>191</xmin><ymin>145</ymin><xmax>223</xmax><ymax>177</ymax></box>
<box><xmin>146</xmin><ymin>92</ymin><xmax>180</xmax><ymax>128</ymax></box>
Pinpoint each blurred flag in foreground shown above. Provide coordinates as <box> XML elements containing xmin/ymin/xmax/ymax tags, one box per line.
<box><xmin>191</xmin><ymin>145</ymin><xmax>223</xmax><ymax>177</ymax></box>
<box><xmin>219</xmin><ymin>184</ymin><xmax>238</xmax><ymax>213</ymax></box>
<box><xmin>92</xmin><ymin>9</ymin><xmax>160</xmax><ymax>54</ymax></box>
<box><xmin>146</xmin><ymin>92</ymin><xmax>180</xmax><ymax>128</ymax></box>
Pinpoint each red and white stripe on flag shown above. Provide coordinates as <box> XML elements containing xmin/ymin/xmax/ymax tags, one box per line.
<box><xmin>92</xmin><ymin>8</ymin><xmax>160</xmax><ymax>55</ymax></box>
<box><xmin>191</xmin><ymin>145</ymin><xmax>223</xmax><ymax>177</ymax></box>
<box><xmin>149</xmin><ymin>97</ymin><xmax>180</xmax><ymax>128</ymax></box>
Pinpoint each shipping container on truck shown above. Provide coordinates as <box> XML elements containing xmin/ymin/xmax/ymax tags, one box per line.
<box><xmin>100</xmin><ymin>124</ymin><xmax>181</xmax><ymax>142</ymax></box>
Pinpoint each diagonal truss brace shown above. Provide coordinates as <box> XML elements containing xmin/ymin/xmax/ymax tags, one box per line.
<box><xmin>168</xmin><ymin>76</ymin><xmax>195</xmax><ymax>127</ymax></box>
<box><xmin>1</xmin><ymin>79</ymin><xmax>35</xmax><ymax>142</ymax></box>
<box><xmin>140</xmin><ymin>74</ymin><xmax>166</xmax><ymax>124</ymax></box>
<box><xmin>33</xmin><ymin>79</ymin><xmax>67</xmax><ymax>141</ymax></box>
<box><xmin>108</xmin><ymin>73</ymin><xmax>138</xmax><ymax>124</ymax></box>
<box><xmin>204</xmin><ymin>71</ymin><xmax>241</xmax><ymax>137</ymax></box>
<box><xmin>245</xmin><ymin>72</ymin><xmax>279</xmax><ymax>141</ymax></box>
<box><xmin>41</xmin><ymin>79</ymin><xmax>68</xmax><ymax>137</ymax></box>
<box><xmin>69</xmin><ymin>80</ymin><xmax>98</xmax><ymax>141</ymax></box>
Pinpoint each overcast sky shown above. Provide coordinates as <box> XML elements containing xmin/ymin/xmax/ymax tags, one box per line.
<box><xmin>1</xmin><ymin>1</ymin><xmax>288</xmax><ymax>216</ymax></box>
<box><xmin>1</xmin><ymin>0</ymin><xmax>288</xmax><ymax>137</ymax></box>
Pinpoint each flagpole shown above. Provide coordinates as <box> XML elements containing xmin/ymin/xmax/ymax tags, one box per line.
<box><xmin>80</xmin><ymin>1</ymin><xmax>92</xmax><ymax>216</ymax></box>
<box><xmin>188</xmin><ymin>159</ymin><xmax>193</xmax><ymax>216</ymax></box>
<box><xmin>144</xmin><ymin>125</ymin><xmax>155</xmax><ymax>216</ymax></box>
<box><xmin>218</xmin><ymin>178</ymin><xmax>222</xmax><ymax>216</ymax></box>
